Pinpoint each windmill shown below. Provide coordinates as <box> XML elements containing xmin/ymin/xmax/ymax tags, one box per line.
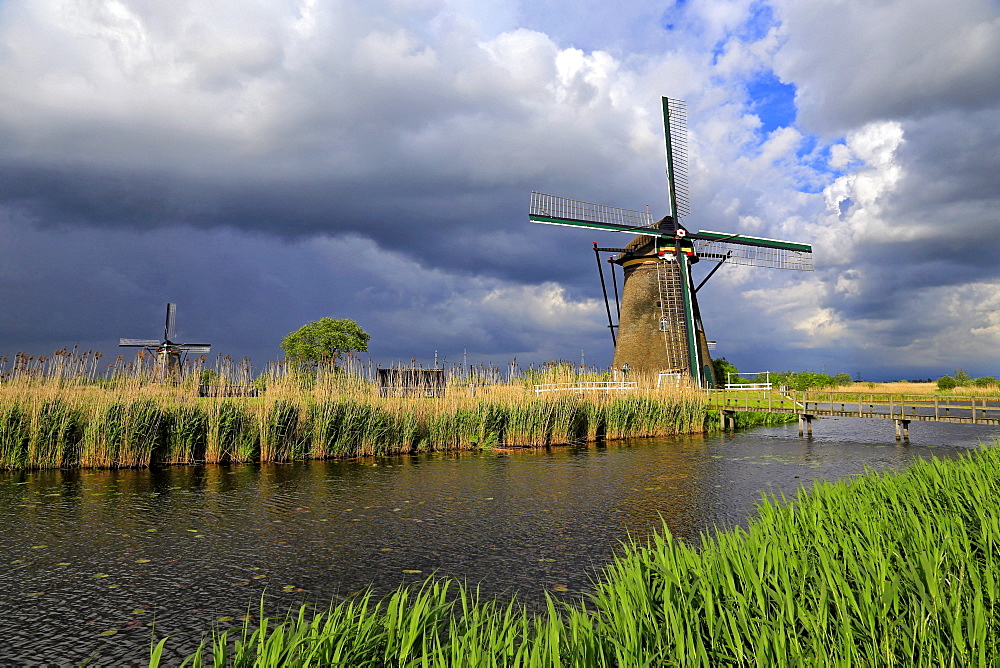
<box><xmin>119</xmin><ymin>303</ymin><xmax>212</xmax><ymax>381</ymax></box>
<box><xmin>528</xmin><ymin>97</ymin><xmax>813</xmax><ymax>388</ymax></box>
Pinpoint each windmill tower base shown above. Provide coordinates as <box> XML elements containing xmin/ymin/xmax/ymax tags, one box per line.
<box><xmin>613</xmin><ymin>260</ymin><xmax>686</xmax><ymax>376</ymax></box>
<box><xmin>155</xmin><ymin>351</ymin><xmax>182</xmax><ymax>384</ymax></box>
<box><xmin>612</xmin><ymin>257</ymin><xmax>716</xmax><ymax>386</ymax></box>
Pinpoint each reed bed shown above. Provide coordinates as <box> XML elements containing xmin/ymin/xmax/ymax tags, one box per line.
<box><xmin>0</xmin><ymin>358</ymin><xmax>711</xmax><ymax>469</ymax></box>
<box><xmin>163</xmin><ymin>443</ymin><xmax>1000</xmax><ymax>667</ymax></box>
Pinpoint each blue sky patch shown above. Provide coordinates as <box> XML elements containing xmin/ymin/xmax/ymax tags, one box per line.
<box><xmin>740</xmin><ymin>2</ymin><xmax>776</xmax><ymax>43</ymax></box>
<box><xmin>746</xmin><ymin>71</ymin><xmax>797</xmax><ymax>135</ymax></box>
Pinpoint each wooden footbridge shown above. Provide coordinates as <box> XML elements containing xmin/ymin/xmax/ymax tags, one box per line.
<box><xmin>705</xmin><ymin>389</ymin><xmax>1000</xmax><ymax>441</ymax></box>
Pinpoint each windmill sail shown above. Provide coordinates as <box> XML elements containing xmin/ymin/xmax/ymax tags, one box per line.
<box><xmin>694</xmin><ymin>232</ymin><xmax>813</xmax><ymax>271</ymax></box>
<box><xmin>165</xmin><ymin>303</ymin><xmax>177</xmax><ymax>341</ymax></box>
<box><xmin>120</xmin><ymin>338</ymin><xmax>161</xmax><ymax>347</ymax></box>
<box><xmin>529</xmin><ymin>192</ymin><xmax>657</xmax><ymax>234</ymax></box>
<box><xmin>663</xmin><ymin>97</ymin><xmax>690</xmax><ymax>222</ymax></box>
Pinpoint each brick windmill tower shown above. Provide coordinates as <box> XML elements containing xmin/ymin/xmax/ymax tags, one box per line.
<box><xmin>529</xmin><ymin>97</ymin><xmax>813</xmax><ymax>387</ymax></box>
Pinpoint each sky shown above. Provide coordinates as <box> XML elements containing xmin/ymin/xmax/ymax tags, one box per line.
<box><xmin>0</xmin><ymin>0</ymin><xmax>998</xmax><ymax>380</ymax></box>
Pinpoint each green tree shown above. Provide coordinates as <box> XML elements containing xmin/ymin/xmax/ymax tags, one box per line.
<box><xmin>712</xmin><ymin>357</ymin><xmax>739</xmax><ymax>386</ymax></box>
<box><xmin>937</xmin><ymin>375</ymin><xmax>957</xmax><ymax>391</ymax></box>
<box><xmin>280</xmin><ymin>318</ymin><xmax>370</xmax><ymax>367</ymax></box>
<box><xmin>954</xmin><ymin>368</ymin><xmax>971</xmax><ymax>386</ymax></box>
<box><xmin>832</xmin><ymin>372</ymin><xmax>853</xmax><ymax>387</ymax></box>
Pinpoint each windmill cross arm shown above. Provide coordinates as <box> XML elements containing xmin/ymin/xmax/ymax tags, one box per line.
<box><xmin>692</xmin><ymin>230</ymin><xmax>812</xmax><ymax>253</ymax></box>
<box><xmin>529</xmin><ymin>213</ymin><xmax>673</xmax><ymax>238</ymax></box>
<box><xmin>179</xmin><ymin>344</ymin><xmax>212</xmax><ymax>353</ymax></box>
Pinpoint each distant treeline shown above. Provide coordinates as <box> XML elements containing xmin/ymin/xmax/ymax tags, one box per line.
<box><xmin>713</xmin><ymin>358</ymin><xmax>853</xmax><ymax>390</ymax></box>
<box><xmin>937</xmin><ymin>368</ymin><xmax>998</xmax><ymax>390</ymax></box>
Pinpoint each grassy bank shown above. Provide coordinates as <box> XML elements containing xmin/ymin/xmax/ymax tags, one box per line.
<box><xmin>162</xmin><ymin>443</ymin><xmax>1000</xmax><ymax>667</ymax></box>
<box><xmin>0</xmin><ymin>381</ymin><xmax>709</xmax><ymax>470</ymax></box>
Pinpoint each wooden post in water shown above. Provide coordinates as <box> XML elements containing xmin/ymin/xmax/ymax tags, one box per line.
<box><xmin>798</xmin><ymin>414</ymin><xmax>813</xmax><ymax>437</ymax></box>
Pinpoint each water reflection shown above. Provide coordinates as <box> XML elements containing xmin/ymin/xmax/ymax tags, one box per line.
<box><xmin>1</xmin><ymin>417</ymin><xmax>998</xmax><ymax>665</ymax></box>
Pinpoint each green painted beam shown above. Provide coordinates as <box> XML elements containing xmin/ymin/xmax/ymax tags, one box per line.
<box><xmin>695</xmin><ymin>230</ymin><xmax>812</xmax><ymax>252</ymax></box>
<box><xmin>528</xmin><ymin>214</ymin><xmax>670</xmax><ymax>237</ymax></box>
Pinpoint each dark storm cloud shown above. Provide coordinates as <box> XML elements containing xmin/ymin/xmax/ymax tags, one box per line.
<box><xmin>773</xmin><ymin>0</ymin><xmax>1000</xmax><ymax>134</ymax></box>
<box><xmin>0</xmin><ymin>212</ymin><xmax>610</xmax><ymax>366</ymax></box>
<box><xmin>1</xmin><ymin>0</ymin><xmax>998</xmax><ymax>379</ymax></box>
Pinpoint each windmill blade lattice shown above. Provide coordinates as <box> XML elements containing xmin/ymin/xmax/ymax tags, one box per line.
<box><xmin>120</xmin><ymin>338</ymin><xmax>161</xmax><ymax>347</ymax></box>
<box><xmin>663</xmin><ymin>97</ymin><xmax>691</xmax><ymax>220</ymax></box>
<box><xmin>165</xmin><ymin>303</ymin><xmax>177</xmax><ymax>341</ymax></box>
<box><xmin>529</xmin><ymin>192</ymin><xmax>655</xmax><ymax>232</ymax></box>
<box><xmin>694</xmin><ymin>237</ymin><xmax>813</xmax><ymax>271</ymax></box>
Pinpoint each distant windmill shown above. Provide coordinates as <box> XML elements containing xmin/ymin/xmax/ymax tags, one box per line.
<box><xmin>119</xmin><ymin>303</ymin><xmax>211</xmax><ymax>381</ymax></box>
<box><xmin>529</xmin><ymin>97</ymin><xmax>813</xmax><ymax>388</ymax></box>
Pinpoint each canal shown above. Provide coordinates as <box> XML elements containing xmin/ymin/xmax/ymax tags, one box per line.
<box><xmin>2</xmin><ymin>417</ymin><xmax>999</xmax><ymax>665</ymax></box>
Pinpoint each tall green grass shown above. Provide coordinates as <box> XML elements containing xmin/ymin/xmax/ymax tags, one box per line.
<box><xmin>165</xmin><ymin>403</ymin><xmax>208</xmax><ymax>464</ymax></box>
<box><xmin>0</xmin><ymin>403</ymin><xmax>30</xmax><ymax>469</ymax></box>
<box><xmin>29</xmin><ymin>399</ymin><xmax>82</xmax><ymax>468</ymax></box>
<box><xmin>206</xmin><ymin>401</ymin><xmax>258</xmax><ymax>464</ymax></box>
<box><xmin>162</xmin><ymin>443</ymin><xmax>1000</xmax><ymax>666</ymax></box>
<box><xmin>704</xmin><ymin>409</ymin><xmax>795</xmax><ymax>430</ymax></box>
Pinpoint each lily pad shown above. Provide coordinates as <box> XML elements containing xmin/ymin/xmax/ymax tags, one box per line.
<box><xmin>402</xmin><ymin>569</ymin><xmax>422</xmax><ymax>574</ymax></box>
<box><xmin>132</xmin><ymin>609</ymin><xmax>147</xmax><ymax>614</ymax></box>
<box><xmin>56</xmin><ymin>562</ymin><xmax>71</xmax><ymax>566</ymax></box>
<box><xmin>92</xmin><ymin>573</ymin><xmax>110</xmax><ymax>579</ymax></box>
<box><xmin>27</xmin><ymin>592</ymin><xmax>44</xmax><ymax>597</ymax></box>
<box><xmin>31</xmin><ymin>545</ymin><xmax>47</xmax><ymax>550</ymax></box>
<box><xmin>218</xmin><ymin>616</ymin><xmax>234</xmax><ymax>622</ymax></box>
<box><xmin>252</xmin><ymin>575</ymin><xmax>266</xmax><ymax>580</ymax></box>
<box><xmin>552</xmin><ymin>584</ymin><xmax>569</xmax><ymax>592</ymax></box>
<box><xmin>99</xmin><ymin>630</ymin><xmax>117</xmax><ymax>637</ymax></box>
<box><xmin>135</xmin><ymin>559</ymin><xmax>151</xmax><ymax>564</ymax></box>
<box><xmin>233</xmin><ymin>581</ymin><xmax>250</xmax><ymax>586</ymax></box>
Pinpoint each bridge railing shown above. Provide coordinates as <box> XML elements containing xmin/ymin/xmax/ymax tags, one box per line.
<box><xmin>704</xmin><ymin>389</ymin><xmax>1000</xmax><ymax>424</ymax></box>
